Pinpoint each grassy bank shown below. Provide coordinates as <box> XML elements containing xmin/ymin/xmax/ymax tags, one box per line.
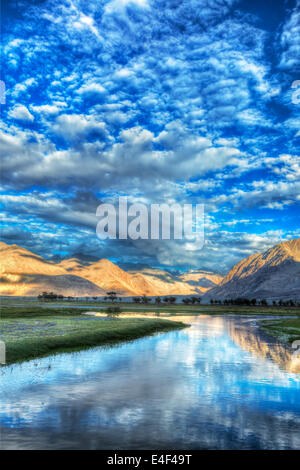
<box><xmin>260</xmin><ymin>317</ymin><xmax>300</xmax><ymax>344</ymax></box>
<box><xmin>0</xmin><ymin>308</ymin><xmax>187</xmax><ymax>365</ymax></box>
<box><xmin>1</xmin><ymin>301</ymin><xmax>300</xmax><ymax>316</ymax></box>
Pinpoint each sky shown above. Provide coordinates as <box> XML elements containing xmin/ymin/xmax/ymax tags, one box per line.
<box><xmin>1</xmin><ymin>0</ymin><xmax>300</xmax><ymax>273</ymax></box>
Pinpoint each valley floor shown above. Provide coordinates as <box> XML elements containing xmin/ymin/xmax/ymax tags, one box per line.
<box><xmin>0</xmin><ymin>307</ymin><xmax>186</xmax><ymax>365</ymax></box>
<box><xmin>2</xmin><ymin>298</ymin><xmax>300</xmax><ymax>315</ymax></box>
<box><xmin>1</xmin><ymin>300</ymin><xmax>299</xmax><ymax>364</ymax></box>
<box><xmin>260</xmin><ymin>317</ymin><xmax>300</xmax><ymax>344</ymax></box>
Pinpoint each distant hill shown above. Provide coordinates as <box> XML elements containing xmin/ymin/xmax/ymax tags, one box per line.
<box><xmin>0</xmin><ymin>243</ymin><xmax>105</xmax><ymax>296</ymax></box>
<box><xmin>0</xmin><ymin>242</ymin><xmax>222</xmax><ymax>297</ymax></box>
<box><xmin>2</xmin><ymin>239</ymin><xmax>299</xmax><ymax>300</ymax></box>
<box><xmin>178</xmin><ymin>270</ymin><xmax>223</xmax><ymax>291</ymax></box>
<box><xmin>203</xmin><ymin>238</ymin><xmax>300</xmax><ymax>301</ymax></box>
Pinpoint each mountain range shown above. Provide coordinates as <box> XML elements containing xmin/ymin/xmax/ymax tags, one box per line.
<box><xmin>1</xmin><ymin>238</ymin><xmax>299</xmax><ymax>300</ymax></box>
<box><xmin>0</xmin><ymin>242</ymin><xmax>221</xmax><ymax>297</ymax></box>
<box><xmin>203</xmin><ymin>238</ymin><xmax>300</xmax><ymax>302</ymax></box>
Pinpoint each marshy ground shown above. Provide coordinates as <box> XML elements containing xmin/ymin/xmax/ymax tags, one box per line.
<box><xmin>1</xmin><ymin>299</ymin><xmax>299</xmax><ymax>365</ymax></box>
<box><xmin>0</xmin><ymin>305</ymin><xmax>186</xmax><ymax>364</ymax></box>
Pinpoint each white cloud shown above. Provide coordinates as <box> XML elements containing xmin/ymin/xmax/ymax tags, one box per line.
<box><xmin>31</xmin><ymin>104</ymin><xmax>62</xmax><ymax>115</ymax></box>
<box><xmin>10</xmin><ymin>78</ymin><xmax>36</xmax><ymax>98</ymax></box>
<box><xmin>76</xmin><ymin>83</ymin><xmax>106</xmax><ymax>96</ymax></box>
<box><xmin>52</xmin><ymin>114</ymin><xmax>108</xmax><ymax>142</ymax></box>
<box><xmin>279</xmin><ymin>1</ymin><xmax>300</xmax><ymax>69</ymax></box>
<box><xmin>9</xmin><ymin>105</ymin><xmax>34</xmax><ymax>122</ymax></box>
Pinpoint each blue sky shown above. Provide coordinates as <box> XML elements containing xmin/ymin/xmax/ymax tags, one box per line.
<box><xmin>1</xmin><ymin>0</ymin><xmax>300</xmax><ymax>273</ymax></box>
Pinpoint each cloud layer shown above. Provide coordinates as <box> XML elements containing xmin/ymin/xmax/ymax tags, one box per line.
<box><xmin>1</xmin><ymin>0</ymin><xmax>299</xmax><ymax>271</ymax></box>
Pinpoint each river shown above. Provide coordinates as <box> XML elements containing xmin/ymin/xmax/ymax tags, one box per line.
<box><xmin>0</xmin><ymin>315</ymin><xmax>299</xmax><ymax>449</ymax></box>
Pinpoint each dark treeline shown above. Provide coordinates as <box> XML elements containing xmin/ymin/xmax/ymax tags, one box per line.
<box><xmin>210</xmin><ymin>298</ymin><xmax>300</xmax><ymax>307</ymax></box>
<box><xmin>38</xmin><ymin>292</ymin><xmax>66</xmax><ymax>301</ymax></box>
<box><xmin>37</xmin><ymin>292</ymin><xmax>299</xmax><ymax>307</ymax></box>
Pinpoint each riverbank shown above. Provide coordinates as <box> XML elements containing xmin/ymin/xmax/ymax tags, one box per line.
<box><xmin>0</xmin><ymin>308</ymin><xmax>187</xmax><ymax>365</ymax></box>
<box><xmin>1</xmin><ymin>299</ymin><xmax>300</xmax><ymax>316</ymax></box>
<box><xmin>259</xmin><ymin>317</ymin><xmax>300</xmax><ymax>344</ymax></box>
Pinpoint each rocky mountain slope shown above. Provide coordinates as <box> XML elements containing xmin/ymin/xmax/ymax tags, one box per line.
<box><xmin>2</xmin><ymin>239</ymin><xmax>299</xmax><ymax>300</ymax></box>
<box><xmin>0</xmin><ymin>242</ymin><xmax>222</xmax><ymax>297</ymax></box>
<box><xmin>203</xmin><ymin>238</ymin><xmax>300</xmax><ymax>301</ymax></box>
<box><xmin>178</xmin><ymin>270</ymin><xmax>223</xmax><ymax>292</ymax></box>
<box><xmin>0</xmin><ymin>243</ymin><xmax>105</xmax><ymax>296</ymax></box>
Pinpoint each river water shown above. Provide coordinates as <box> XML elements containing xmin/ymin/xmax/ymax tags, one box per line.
<box><xmin>0</xmin><ymin>315</ymin><xmax>299</xmax><ymax>449</ymax></box>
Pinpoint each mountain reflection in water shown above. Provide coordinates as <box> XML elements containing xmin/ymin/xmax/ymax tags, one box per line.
<box><xmin>228</xmin><ymin>318</ymin><xmax>300</xmax><ymax>374</ymax></box>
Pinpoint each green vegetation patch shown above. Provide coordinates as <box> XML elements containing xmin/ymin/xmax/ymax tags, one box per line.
<box><xmin>0</xmin><ymin>310</ymin><xmax>187</xmax><ymax>364</ymax></box>
<box><xmin>260</xmin><ymin>317</ymin><xmax>300</xmax><ymax>343</ymax></box>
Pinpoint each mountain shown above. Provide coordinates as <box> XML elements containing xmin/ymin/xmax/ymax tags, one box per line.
<box><xmin>0</xmin><ymin>242</ymin><xmax>223</xmax><ymax>297</ymax></box>
<box><xmin>0</xmin><ymin>242</ymin><xmax>105</xmax><ymax>296</ymax></box>
<box><xmin>127</xmin><ymin>267</ymin><xmax>224</xmax><ymax>295</ymax></box>
<box><xmin>203</xmin><ymin>238</ymin><xmax>300</xmax><ymax>301</ymax></box>
<box><xmin>68</xmin><ymin>258</ymin><xmax>152</xmax><ymax>296</ymax></box>
<box><xmin>128</xmin><ymin>267</ymin><xmax>197</xmax><ymax>296</ymax></box>
<box><xmin>178</xmin><ymin>270</ymin><xmax>223</xmax><ymax>293</ymax></box>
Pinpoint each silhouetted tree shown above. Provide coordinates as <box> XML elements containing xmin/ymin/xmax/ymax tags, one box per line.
<box><xmin>107</xmin><ymin>291</ymin><xmax>117</xmax><ymax>302</ymax></box>
<box><xmin>106</xmin><ymin>306</ymin><xmax>121</xmax><ymax>317</ymax></box>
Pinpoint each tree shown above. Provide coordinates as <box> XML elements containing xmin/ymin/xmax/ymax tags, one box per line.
<box><xmin>141</xmin><ymin>295</ymin><xmax>151</xmax><ymax>304</ymax></box>
<box><xmin>169</xmin><ymin>296</ymin><xmax>176</xmax><ymax>304</ymax></box>
<box><xmin>38</xmin><ymin>291</ymin><xmax>59</xmax><ymax>301</ymax></box>
<box><xmin>132</xmin><ymin>296</ymin><xmax>141</xmax><ymax>303</ymax></box>
<box><xmin>190</xmin><ymin>296</ymin><xmax>201</xmax><ymax>304</ymax></box>
<box><xmin>155</xmin><ymin>296</ymin><xmax>161</xmax><ymax>304</ymax></box>
<box><xmin>106</xmin><ymin>306</ymin><xmax>121</xmax><ymax>317</ymax></box>
<box><xmin>107</xmin><ymin>291</ymin><xmax>117</xmax><ymax>302</ymax></box>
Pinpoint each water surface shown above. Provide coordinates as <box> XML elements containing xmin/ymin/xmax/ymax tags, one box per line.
<box><xmin>1</xmin><ymin>316</ymin><xmax>299</xmax><ymax>449</ymax></box>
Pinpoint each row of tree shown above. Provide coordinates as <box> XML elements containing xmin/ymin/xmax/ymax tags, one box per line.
<box><xmin>38</xmin><ymin>291</ymin><xmax>299</xmax><ymax>307</ymax></box>
<box><xmin>38</xmin><ymin>292</ymin><xmax>100</xmax><ymax>301</ymax></box>
<box><xmin>209</xmin><ymin>298</ymin><xmax>300</xmax><ymax>307</ymax></box>
<box><xmin>103</xmin><ymin>293</ymin><xmax>203</xmax><ymax>304</ymax></box>
<box><xmin>38</xmin><ymin>292</ymin><xmax>66</xmax><ymax>301</ymax></box>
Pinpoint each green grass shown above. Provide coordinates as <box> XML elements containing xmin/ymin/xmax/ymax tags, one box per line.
<box><xmin>260</xmin><ymin>317</ymin><xmax>300</xmax><ymax>344</ymax></box>
<box><xmin>2</xmin><ymin>300</ymin><xmax>300</xmax><ymax>316</ymax></box>
<box><xmin>0</xmin><ymin>308</ymin><xmax>187</xmax><ymax>365</ymax></box>
<box><xmin>0</xmin><ymin>306</ymin><xmax>88</xmax><ymax>319</ymax></box>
